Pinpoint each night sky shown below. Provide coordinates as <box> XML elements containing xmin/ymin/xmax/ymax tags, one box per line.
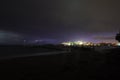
<box><xmin>0</xmin><ymin>0</ymin><xmax>120</xmax><ymax>43</ymax></box>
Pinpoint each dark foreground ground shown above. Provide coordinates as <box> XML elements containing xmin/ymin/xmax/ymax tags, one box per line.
<box><xmin>0</xmin><ymin>45</ymin><xmax>120</xmax><ymax>80</ymax></box>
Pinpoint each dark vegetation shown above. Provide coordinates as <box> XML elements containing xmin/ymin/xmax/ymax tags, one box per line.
<box><xmin>0</xmin><ymin>45</ymin><xmax>120</xmax><ymax>80</ymax></box>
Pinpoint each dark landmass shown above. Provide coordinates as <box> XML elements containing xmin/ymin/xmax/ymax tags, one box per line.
<box><xmin>0</xmin><ymin>45</ymin><xmax>120</xmax><ymax>80</ymax></box>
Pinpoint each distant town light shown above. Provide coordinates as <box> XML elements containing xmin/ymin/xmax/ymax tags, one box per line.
<box><xmin>117</xmin><ymin>43</ymin><xmax>120</xmax><ymax>46</ymax></box>
<box><xmin>61</xmin><ymin>41</ymin><xmax>118</xmax><ymax>47</ymax></box>
<box><xmin>75</xmin><ymin>41</ymin><xmax>84</xmax><ymax>45</ymax></box>
<box><xmin>62</xmin><ymin>41</ymin><xmax>87</xmax><ymax>46</ymax></box>
<box><xmin>62</xmin><ymin>42</ymin><xmax>71</xmax><ymax>46</ymax></box>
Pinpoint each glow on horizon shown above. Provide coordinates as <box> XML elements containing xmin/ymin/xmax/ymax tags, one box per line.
<box><xmin>117</xmin><ymin>43</ymin><xmax>120</xmax><ymax>46</ymax></box>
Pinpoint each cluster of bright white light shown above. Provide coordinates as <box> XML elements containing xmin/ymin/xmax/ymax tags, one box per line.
<box><xmin>62</xmin><ymin>42</ymin><xmax>71</xmax><ymax>46</ymax></box>
<box><xmin>75</xmin><ymin>41</ymin><xmax>87</xmax><ymax>45</ymax></box>
<box><xmin>117</xmin><ymin>43</ymin><xmax>120</xmax><ymax>46</ymax></box>
<box><xmin>62</xmin><ymin>41</ymin><xmax>87</xmax><ymax>46</ymax></box>
<box><xmin>62</xmin><ymin>41</ymin><xmax>119</xmax><ymax>47</ymax></box>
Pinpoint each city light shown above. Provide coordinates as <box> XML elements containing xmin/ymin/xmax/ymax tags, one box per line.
<box><xmin>74</xmin><ymin>41</ymin><xmax>84</xmax><ymax>45</ymax></box>
<box><xmin>62</xmin><ymin>42</ymin><xmax>72</xmax><ymax>46</ymax></box>
<box><xmin>62</xmin><ymin>41</ymin><xmax>87</xmax><ymax>46</ymax></box>
<box><xmin>61</xmin><ymin>41</ymin><xmax>119</xmax><ymax>47</ymax></box>
<box><xmin>117</xmin><ymin>43</ymin><xmax>120</xmax><ymax>46</ymax></box>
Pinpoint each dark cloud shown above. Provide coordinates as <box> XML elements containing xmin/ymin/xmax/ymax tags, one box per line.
<box><xmin>0</xmin><ymin>31</ymin><xmax>23</xmax><ymax>44</ymax></box>
<box><xmin>0</xmin><ymin>0</ymin><xmax>120</xmax><ymax>42</ymax></box>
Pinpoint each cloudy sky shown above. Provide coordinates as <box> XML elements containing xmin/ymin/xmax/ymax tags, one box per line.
<box><xmin>0</xmin><ymin>0</ymin><xmax>120</xmax><ymax>43</ymax></box>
